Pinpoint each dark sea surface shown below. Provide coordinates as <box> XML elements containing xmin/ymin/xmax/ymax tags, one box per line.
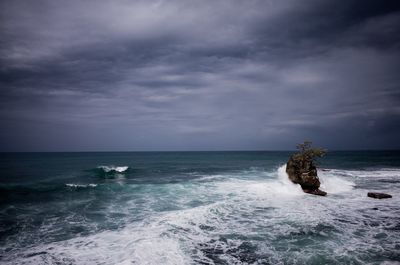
<box><xmin>0</xmin><ymin>151</ymin><xmax>399</xmax><ymax>264</ymax></box>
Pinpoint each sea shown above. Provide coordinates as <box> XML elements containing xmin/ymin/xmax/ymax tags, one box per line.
<box><xmin>0</xmin><ymin>151</ymin><xmax>399</xmax><ymax>265</ymax></box>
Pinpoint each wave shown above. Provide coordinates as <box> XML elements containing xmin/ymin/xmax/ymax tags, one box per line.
<box><xmin>273</xmin><ymin>165</ymin><xmax>356</xmax><ymax>194</ymax></box>
<box><xmin>275</xmin><ymin>165</ymin><xmax>355</xmax><ymax>195</ymax></box>
<box><xmin>194</xmin><ymin>165</ymin><xmax>355</xmax><ymax>197</ymax></box>
<box><xmin>316</xmin><ymin>168</ymin><xmax>355</xmax><ymax>194</ymax></box>
<box><xmin>65</xmin><ymin>183</ymin><xmax>97</xmax><ymax>188</ymax></box>
<box><xmin>323</xmin><ymin>168</ymin><xmax>400</xmax><ymax>179</ymax></box>
<box><xmin>319</xmin><ymin>175</ymin><xmax>355</xmax><ymax>193</ymax></box>
<box><xmin>97</xmin><ymin>165</ymin><xmax>129</xmax><ymax>173</ymax></box>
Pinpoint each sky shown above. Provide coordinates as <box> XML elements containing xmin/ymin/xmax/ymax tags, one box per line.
<box><xmin>0</xmin><ymin>0</ymin><xmax>400</xmax><ymax>151</ymax></box>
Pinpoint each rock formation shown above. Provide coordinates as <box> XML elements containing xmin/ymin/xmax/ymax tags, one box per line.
<box><xmin>286</xmin><ymin>141</ymin><xmax>327</xmax><ymax>196</ymax></box>
<box><xmin>286</xmin><ymin>155</ymin><xmax>327</xmax><ymax>196</ymax></box>
<box><xmin>367</xmin><ymin>192</ymin><xmax>392</xmax><ymax>199</ymax></box>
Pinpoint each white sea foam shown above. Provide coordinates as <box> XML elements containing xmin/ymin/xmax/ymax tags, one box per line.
<box><xmin>318</xmin><ymin>170</ymin><xmax>355</xmax><ymax>194</ymax></box>
<box><xmin>65</xmin><ymin>183</ymin><xmax>97</xmax><ymax>188</ymax></box>
<box><xmin>325</xmin><ymin>168</ymin><xmax>400</xmax><ymax>178</ymax></box>
<box><xmin>4</xmin><ymin>165</ymin><xmax>399</xmax><ymax>265</ymax></box>
<box><xmin>9</xmin><ymin>211</ymin><xmax>193</xmax><ymax>265</ymax></box>
<box><xmin>319</xmin><ymin>172</ymin><xmax>355</xmax><ymax>193</ymax></box>
<box><xmin>98</xmin><ymin>165</ymin><xmax>129</xmax><ymax>173</ymax></box>
<box><xmin>215</xmin><ymin>165</ymin><xmax>304</xmax><ymax>199</ymax></box>
<box><xmin>195</xmin><ymin>174</ymin><xmax>226</xmax><ymax>182</ymax></box>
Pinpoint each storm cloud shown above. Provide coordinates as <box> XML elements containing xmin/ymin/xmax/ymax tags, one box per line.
<box><xmin>1</xmin><ymin>0</ymin><xmax>400</xmax><ymax>151</ymax></box>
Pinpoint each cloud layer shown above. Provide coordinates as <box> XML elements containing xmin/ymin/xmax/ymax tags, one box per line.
<box><xmin>1</xmin><ymin>0</ymin><xmax>400</xmax><ymax>151</ymax></box>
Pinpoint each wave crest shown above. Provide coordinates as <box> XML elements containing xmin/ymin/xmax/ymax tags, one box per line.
<box><xmin>98</xmin><ymin>166</ymin><xmax>129</xmax><ymax>173</ymax></box>
<box><xmin>65</xmin><ymin>183</ymin><xmax>97</xmax><ymax>188</ymax></box>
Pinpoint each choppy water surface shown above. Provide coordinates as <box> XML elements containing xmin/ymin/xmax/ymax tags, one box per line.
<box><xmin>0</xmin><ymin>151</ymin><xmax>399</xmax><ymax>264</ymax></box>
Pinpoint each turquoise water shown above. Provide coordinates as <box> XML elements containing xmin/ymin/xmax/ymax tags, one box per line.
<box><xmin>0</xmin><ymin>151</ymin><xmax>399</xmax><ymax>264</ymax></box>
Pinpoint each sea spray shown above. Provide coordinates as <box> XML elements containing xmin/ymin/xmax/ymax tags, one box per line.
<box><xmin>319</xmin><ymin>171</ymin><xmax>355</xmax><ymax>194</ymax></box>
<box><xmin>98</xmin><ymin>165</ymin><xmax>129</xmax><ymax>173</ymax></box>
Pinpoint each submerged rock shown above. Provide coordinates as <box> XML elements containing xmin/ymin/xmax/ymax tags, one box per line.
<box><xmin>286</xmin><ymin>155</ymin><xmax>327</xmax><ymax>196</ymax></box>
<box><xmin>367</xmin><ymin>192</ymin><xmax>392</xmax><ymax>199</ymax></box>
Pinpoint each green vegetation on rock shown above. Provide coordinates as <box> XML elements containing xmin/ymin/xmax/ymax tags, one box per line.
<box><xmin>292</xmin><ymin>141</ymin><xmax>327</xmax><ymax>165</ymax></box>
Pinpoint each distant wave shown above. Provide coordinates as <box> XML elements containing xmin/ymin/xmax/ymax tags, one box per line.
<box><xmin>97</xmin><ymin>166</ymin><xmax>129</xmax><ymax>173</ymax></box>
<box><xmin>323</xmin><ymin>168</ymin><xmax>400</xmax><ymax>179</ymax></box>
<box><xmin>65</xmin><ymin>183</ymin><xmax>97</xmax><ymax>188</ymax></box>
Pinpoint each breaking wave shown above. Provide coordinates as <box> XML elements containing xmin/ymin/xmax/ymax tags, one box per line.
<box><xmin>97</xmin><ymin>165</ymin><xmax>129</xmax><ymax>173</ymax></box>
<box><xmin>65</xmin><ymin>183</ymin><xmax>97</xmax><ymax>188</ymax></box>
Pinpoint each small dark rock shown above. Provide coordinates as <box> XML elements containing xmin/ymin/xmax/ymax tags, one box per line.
<box><xmin>367</xmin><ymin>192</ymin><xmax>392</xmax><ymax>199</ymax></box>
<box><xmin>303</xmin><ymin>189</ymin><xmax>327</xmax><ymax>196</ymax></box>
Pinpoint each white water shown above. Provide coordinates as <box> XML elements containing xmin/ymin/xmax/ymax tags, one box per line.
<box><xmin>65</xmin><ymin>183</ymin><xmax>97</xmax><ymax>188</ymax></box>
<box><xmin>98</xmin><ymin>165</ymin><xmax>129</xmax><ymax>173</ymax></box>
<box><xmin>4</xmin><ymin>165</ymin><xmax>399</xmax><ymax>264</ymax></box>
<box><xmin>319</xmin><ymin>170</ymin><xmax>355</xmax><ymax>193</ymax></box>
<box><xmin>324</xmin><ymin>168</ymin><xmax>400</xmax><ymax>178</ymax></box>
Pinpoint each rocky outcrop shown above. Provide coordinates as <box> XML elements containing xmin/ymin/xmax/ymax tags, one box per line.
<box><xmin>286</xmin><ymin>155</ymin><xmax>327</xmax><ymax>196</ymax></box>
<box><xmin>303</xmin><ymin>188</ymin><xmax>327</xmax><ymax>196</ymax></box>
<box><xmin>367</xmin><ymin>192</ymin><xmax>392</xmax><ymax>199</ymax></box>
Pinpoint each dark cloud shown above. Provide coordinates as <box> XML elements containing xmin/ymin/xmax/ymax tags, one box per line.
<box><xmin>0</xmin><ymin>0</ymin><xmax>400</xmax><ymax>151</ymax></box>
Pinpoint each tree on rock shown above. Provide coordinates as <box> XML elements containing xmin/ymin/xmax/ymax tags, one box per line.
<box><xmin>286</xmin><ymin>141</ymin><xmax>327</xmax><ymax>196</ymax></box>
<box><xmin>292</xmin><ymin>141</ymin><xmax>326</xmax><ymax>164</ymax></box>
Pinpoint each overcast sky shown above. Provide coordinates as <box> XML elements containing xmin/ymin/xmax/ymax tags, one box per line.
<box><xmin>1</xmin><ymin>0</ymin><xmax>400</xmax><ymax>151</ymax></box>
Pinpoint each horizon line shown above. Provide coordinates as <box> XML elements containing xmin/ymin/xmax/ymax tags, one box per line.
<box><xmin>1</xmin><ymin>149</ymin><xmax>400</xmax><ymax>153</ymax></box>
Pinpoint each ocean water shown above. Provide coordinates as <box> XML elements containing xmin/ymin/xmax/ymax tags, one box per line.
<box><xmin>0</xmin><ymin>151</ymin><xmax>399</xmax><ymax>265</ymax></box>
